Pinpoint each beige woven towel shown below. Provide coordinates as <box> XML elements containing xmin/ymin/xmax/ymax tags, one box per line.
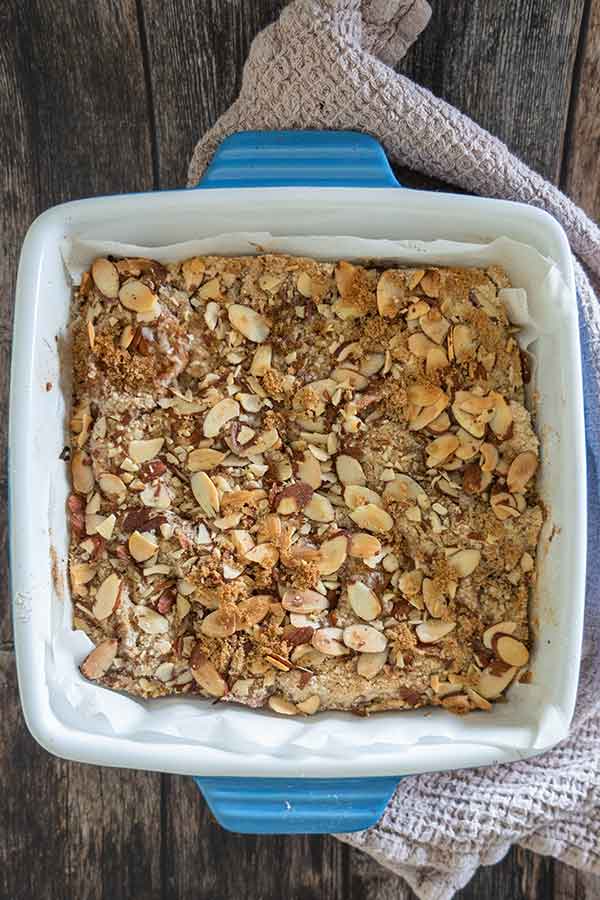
<box><xmin>188</xmin><ymin>3</ymin><xmax>600</xmax><ymax>898</ymax></box>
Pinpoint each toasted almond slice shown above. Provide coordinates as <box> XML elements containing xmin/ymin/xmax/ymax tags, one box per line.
<box><xmin>80</xmin><ymin>639</ymin><xmax>118</xmax><ymax>680</ymax></box>
<box><xmin>119</xmin><ymin>279</ymin><xmax>157</xmax><ymax>313</ymax></box>
<box><xmin>129</xmin><ymin>530</ymin><xmax>158</xmax><ymax>562</ymax></box>
<box><xmin>203</xmin><ymin>398</ymin><xmax>240</xmax><ymax>438</ymax></box>
<box><xmin>259</xmin><ymin>273</ymin><xmax>285</xmax><ymax>293</ymax></box>
<box><xmin>228</xmin><ymin>304</ymin><xmax>270</xmax><ymax>343</ymax></box>
<box><xmin>398</xmin><ymin>569</ymin><xmax>424</xmax><ymax>596</ymax></box>
<box><xmin>201</xmin><ymin>607</ymin><xmax>238</xmax><ymax>638</ymax></box>
<box><xmin>343</xmin><ymin>624</ymin><xmax>387</xmax><ymax>653</ymax></box>
<box><xmin>344</xmin><ymin>485</ymin><xmax>383</xmax><ymax>510</ymax></box>
<box><xmin>230</xmin><ymin>529</ymin><xmax>255</xmax><ymax>556</ymax></box>
<box><xmin>426</xmin><ymin>433</ymin><xmax>460</xmax><ymax>467</ymax></box>
<box><xmin>250</xmin><ymin>343</ymin><xmax>272</xmax><ymax>376</ymax></box>
<box><xmin>297</xmin><ymin>694</ymin><xmax>321</xmax><ymax>715</ymax></box>
<box><xmin>480</xmin><ymin>442</ymin><xmax>499</xmax><ymax>472</ymax></box>
<box><xmin>490</xmin><ymin>492</ymin><xmax>521</xmax><ymax>520</ymax></box>
<box><xmin>410</xmin><ymin>395</ymin><xmax>449</xmax><ymax>431</ymax></box>
<box><xmin>507</xmin><ymin>451</ymin><xmax>538</xmax><ymax>493</ymax></box>
<box><xmin>95</xmin><ymin>513</ymin><xmax>116</xmax><ymax>540</ymax></box>
<box><xmin>70</xmin><ymin>562</ymin><xmax>96</xmax><ymax>586</ymax></box>
<box><xmin>297</xmin><ymin>450</ymin><xmax>322</xmax><ymax>489</ymax></box>
<box><xmin>420</xmin><ymin>310</ymin><xmax>450</xmax><ymax>344</ymax></box>
<box><xmin>140</xmin><ymin>482</ymin><xmax>171</xmax><ymax>510</ymax></box>
<box><xmin>318</xmin><ymin>535</ymin><xmax>348</xmax><ymax>575</ymax></box>
<box><xmin>296</xmin><ymin>272</ymin><xmax>313</xmax><ymax>297</ymax></box>
<box><xmin>448</xmin><ymin>548</ymin><xmax>481</xmax><ymax>578</ymax></box>
<box><xmin>422</xmin><ymin>578</ymin><xmax>447</xmax><ymax>618</ymax></box>
<box><xmin>347</xmin><ymin>581</ymin><xmax>382</xmax><ymax>621</ymax></box>
<box><xmin>304</xmin><ymin>493</ymin><xmax>335</xmax><ymax>523</ymax></box>
<box><xmin>181</xmin><ymin>256</ymin><xmax>206</xmax><ymax>291</ymax></box>
<box><xmin>332</xmin><ymin>367</ymin><xmax>369</xmax><ymax>390</ymax></box>
<box><xmin>72</xmin><ymin>451</ymin><xmax>94</xmax><ymax>494</ymax></box>
<box><xmin>282</xmin><ymin>589</ymin><xmax>329</xmax><ymax>614</ymax></box>
<box><xmin>452</xmin><ymin>324</ymin><xmax>475</xmax><ymax>362</ymax></box>
<box><xmin>188</xmin><ymin>448</ymin><xmax>227</xmax><ymax>471</ymax></box>
<box><xmin>360</xmin><ymin>352</ymin><xmax>385</xmax><ymax>376</ymax></box>
<box><xmin>336</xmin><ymin>454</ymin><xmax>366</xmax><ymax>486</ymax></box>
<box><xmin>408</xmin><ymin>332</ymin><xmax>437</xmax><ymax>358</ymax></box>
<box><xmin>383</xmin><ymin>474</ymin><xmax>426</xmax><ymax>503</ymax></box>
<box><xmin>407</xmin><ymin>383</ymin><xmax>445</xmax><ymax>407</ymax></box>
<box><xmin>137</xmin><ymin>607</ymin><xmax>169</xmax><ymax>635</ymax></box>
<box><xmin>237</xmin><ymin>594</ymin><xmax>272</xmax><ymax>626</ymax></box>
<box><xmin>357</xmin><ymin>650</ymin><xmax>388</xmax><ymax>679</ymax></box>
<box><xmin>483</xmin><ymin>620</ymin><xmax>517</xmax><ymax>649</ymax></box>
<box><xmin>349</xmin><ymin>532</ymin><xmax>382</xmax><ymax>559</ymax></box>
<box><xmin>312</xmin><ymin>627</ymin><xmax>350</xmax><ymax>656</ymax></box>
<box><xmin>426</xmin><ymin>346</ymin><xmax>450</xmax><ymax>375</ymax></box>
<box><xmin>98</xmin><ymin>473</ymin><xmax>127</xmax><ymax>501</ymax></box>
<box><xmin>120</xmin><ymin>324</ymin><xmax>135</xmax><ymax>349</ymax></box>
<box><xmin>420</xmin><ymin>270</ymin><xmax>441</xmax><ymax>297</ymax></box>
<box><xmin>495</xmin><ymin>635</ymin><xmax>529</xmax><ymax>667</ymax></box>
<box><xmin>377</xmin><ymin>270</ymin><xmax>406</xmax><ymax>318</ymax></box>
<box><xmin>415</xmin><ymin>620</ymin><xmax>456</xmax><ymax>643</ymax></box>
<box><xmin>92</xmin><ymin>573</ymin><xmax>121</xmax><ymax>619</ymax></box>
<box><xmin>428</xmin><ymin>411</ymin><xmax>451</xmax><ymax>434</ymax></box>
<box><xmin>91</xmin><ymin>258</ymin><xmax>120</xmax><ymax>298</ymax></box>
<box><xmin>489</xmin><ymin>395</ymin><xmax>513</xmax><ymax>440</ymax></box>
<box><xmin>245</xmin><ymin>542</ymin><xmax>279</xmax><ymax>569</ymax></box>
<box><xmin>190</xmin><ymin>471</ymin><xmax>220</xmax><ymax>517</ymax></box>
<box><xmin>268</xmin><ymin>695</ymin><xmax>298</xmax><ymax>715</ymax></box>
<box><xmin>477</xmin><ymin>665</ymin><xmax>517</xmax><ymax>699</ymax></box>
<box><xmin>349</xmin><ymin>504</ymin><xmax>393</xmax><ymax>533</ymax></box>
<box><xmin>191</xmin><ymin>646</ymin><xmax>228</xmax><ymax>697</ymax></box>
<box><xmin>154</xmin><ymin>662</ymin><xmax>175</xmax><ymax>683</ymax></box>
<box><xmin>196</xmin><ymin>277</ymin><xmax>221</xmax><ymax>300</ymax></box>
<box><xmin>128</xmin><ymin>437</ymin><xmax>165</xmax><ymax>464</ymax></box>
<box><xmin>451</xmin><ymin>403</ymin><xmax>487</xmax><ymax>438</ymax></box>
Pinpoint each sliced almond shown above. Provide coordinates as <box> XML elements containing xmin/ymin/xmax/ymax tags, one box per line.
<box><xmin>347</xmin><ymin>581</ymin><xmax>382</xmax><ymax>621</ymax></box>
<box><xmin>343</xmin><ymin>624</ymin><xmax>387</xmax><ymax>653</ymax></box>
<box><xmin>137</xmin><ymin>607</ymin><xmax>169</xmax><ymax>635</ymax></box>
<box><xmin>190</xmin><ymin>471</ymin><xmax>220</xmax><ymax>516</ymax></box>
<box><xmin>92</xmin><ymin>573</ymin><xmax>121</xmax><ymax>619</ymax></box>
<box><xmin>201</xmin><ymin>607</ymin><xmax>238</xmax><ymax>638</ymax></box>
<box><xmin>296</xmin><ymin>272</ymin><xmax>313</xmax><ymax>297</ymax></box>
<box><xmin>119</xmin><ymin>279</ymin><xmax>157</xmax><ymax>313</ymax></box>
<box><xmin>489</xmin><ymin>395</ymin><xmax>513</xmax><ymax>440</ymax></box>
<box><xmin>297</xmin><ymin>695</ymin><xmax>321</xmax><ymax>715</ymax></box>
<box><xmin>155</xmin><ymin>662</ymin><xmax>175</xmax><ymax>683</ymax></box>
<box><xmin>91</xmin><ymin>258</ymin><xmax>119</xmax><ymax>298</ymax></box>
<box><xmin>80</xmin><ymin>639</ymin><xmax>118</xmax><ymax>680</ymax></box>
<box><xmin>349</xmin><ymin>504</ymin><xmax>393</xmax><ymax>533</ymax></box>
<box><xmin>231</xmin><ymin>529</ymin><xmax>255</xmax><ymax>556</ymax></box>
<box><xmin>477</xmin><ymin>665</ymin><xmax>517</xmax><ymax>699</ymax></box>
<box><xmin>129</xmin><ymin>530</ymin><xmax>158</xmax><ymax>562</ymax></box>
<box><xmin>282</xmin><ymin>589</ymin><xmax>329</xmax><ymax>614</ymax></box>
<box><xmin>360</xmin><ymin>352</ymin><xmax>385</xmax><ymax>376</ymax></box>
<box><xmin>448</xmin><ymin>549</ymin><xmax>481</xmax><ymax>578</ymax></box>
<box><xmin>318</xmin><ymin>535</ymin><xmax>348</xmax><ymax>575</ymax></box>
<box><xmin>408</xmin><ymin>332</ymin><xmax>437</xmax><ymax>358</ymax></box>
<box><xmin>344</xmin><ymin>484</ymin><xmax>383</xmax><ymax>509</ymax></box>
<box><xmin>237</xmin><ymin>594</ymin><xmax>272</xmax><ymax>626</ymax></box>
<box><xmin>480</xmin><ymin>443</ymin><xmax>499</xmax><ymax>472</ymax></box>
<box><xmin>383</xmin><ymin>474</ymin><xmax>426</xmax><ymax>503</ymax></box>
<box><xmin>188</xmin><ymin>448</ymin><xmax>227</xmax><ymax>471</ymax></box>
<box><xmin>415</xmin><ymin>620</ymin><xmax>456</xmax><ymax>643</ymax></box>
<box><xmin>490</xmin><ymin>492</ymin><xmax>521</xmax><ymax>520</ymax></box>
<box><xmin>250</xmin><ymin>343</ymin><xmax>272</xmax><ymax>376</ymax></box>
<box><xmin>203</xmin><ymin>398</ymin><xmax>240</xmax><ymax>438</ymax></box>
<box><xmin>422</xmin><ymin>578</ymin><xmax>447</xmax><ymax>618</ymax></box>
<box><xmin>268</xmin><ymin>695</ymin><xmax>298</xmax><ymax>715</ymax></box>
<box><xmin>198</xmin><ymin>277</ymin><xmax>221</xmax><ymax>300</ymax></box>
<box><xmin>426</xmin><ymin>433</ymin><xmax>460</xmax><ymax>467</ymax></box>
<box><xmin>507</xmin><ymin>451</ymin><xmax>538</xmax><ymax>493</ymax></box>
<box><xmin>409</xmin><ymin>395</ymin><xmax>449</xmax><ymax>431</ymax></box>
<box><xmin>349</xmin><ymin>532</ymin><xmax>382</xmax><ymax>559</ymax></box>
<box><xmin>377</xmin><ymin>270</ymin><xmax>406</xmax><ymax>318</ymax></box>
<box><xmin>426</xmin><ymin>346</ymin><xmax>450</xmax><ymax>375</ymax></box>
<box><xmin>451</xmin><ymin>324</ymin><xmax>475</xmax><ymax>362</ymax></box>
<box><xmin>335</xmin><ymin>454</ymin><xmax>366</xmax><ymax>486</ymax></box>
<box><xmin>357</xmin><ymin>650</ymin><xmax>388</xmax><ymax>679</ymax></box>
<box><xmin>420</xmin><ymin>270</ymin><xmax>441</xmax><ymax>297</ymax></box>
<box><xmin>297</xmin><ymin>450</ymin><xmax>322</xmax><ymax>489</ymax></box>
<box><xmin>95</xmin><ymin>514</ymin><xmax>116</xmax><ymax>540</ymax></box>
<box><xmin>228</xmin><ymin>304</ymin><xmax>270</xmax><ymax>343</ymax></box>
<box><xmin>244</xmin><ymin>542</ymin><xmax>279</xmax><ymax>569</ymax></box>
<box><xmin>129</xmin><ymin>437</ymin><xmax>165</xmax><ymax>464</ymax></box>
<box><xmin>420</xmin><ymin>310</ymin><xmax>450</xmax><ymax>344</ymax></box>
<box><xmin>465</xmin><ymin>687</ymin><xmax>492</xmax><ymax>711</ymax></box>
<box><xmin>332</xmin><ymin>367</ymin><xmax>369</xmax><ymax>391</ymax></box>
<box><xmin>181</xmin><ymin>256</ymin><xmax>206</xmax><ymax>291</ymax></box>
<box><xmin>72</xmin><ymin>451</ymin><xmax>94</xmax><ymax>494</ymax></box>
<box><xmin>483</xmin><ymin>620</ymin><xmax>518</xmax><ymax>649</ymax></box>
<box><xmin>70</xmin><ymin>562</ymin><xmax>96</xmax><ymax>586</ymax></box>
<box><xmin>304</xmin><ymin>493</ymin><xmax>335</xmax><ymax>523</ymax></box>
<box><xmin>312</xmin><ymin>627</ymin><xmax>350</xmax><ymax>656</ymax></box>
<box><xmin>98</xmin><ymin>473</ymin><xmax>127</xmax><ymax>501</ymax></box>
<box><xmin>495</xmin><ymin>635</ymin><xmax>529</xmax><ymax>667</ymax></box>
<box><xmin>191</xmin><ymin>646</ymin><xmax>228</xmax><ymax>697</ymax></box>
<box><xmin>407</xmin><ymin>383</ymin><xmax>445</xmax><ymax>407</ymax></box>
<box><xmin>259</xmin><ymin>273</ymin><xmax>285</xmax><ymax>293</ymax></box>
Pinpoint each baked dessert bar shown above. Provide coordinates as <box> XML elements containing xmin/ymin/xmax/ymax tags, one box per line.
<box><xmin>69</xmin><ymin>253</ymin><xmax>542</xmax><ymax>715</ymax></box>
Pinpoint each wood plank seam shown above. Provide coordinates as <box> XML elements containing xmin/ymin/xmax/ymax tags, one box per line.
<box><xmin>136</xmin><ymin>0</ymin><xmax>161</xmax><ymax>190</ymax></box>
<box><xmin>560</xmin><ymin>0</ymin><xmax>594</xmax><ymax>189</ymax></box>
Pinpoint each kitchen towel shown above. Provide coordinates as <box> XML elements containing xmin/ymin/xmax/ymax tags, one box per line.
<box><xmin>187</xmin><ymin>2</ymin><xmax>600</xmax><ymax>898</ymax></box>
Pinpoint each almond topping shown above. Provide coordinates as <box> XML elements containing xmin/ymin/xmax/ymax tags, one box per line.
<box><xmin>426</xmin><ymin>346</ymin><xmax>450</xmax><ymax>375</ymax></box>
<box><xmin>422</xmin><ymin>578</ymin><xmax>447</xmax><ymax>618</ymax></box>
<box><xmin>336</xmin><ymin>454</ymin><xmax>366</xmax><ymax>485</ymax></box>
<box><xmin>407</xmin><ymin>383</ymin><xmax>445</xmax><ymax>407</ymax></box>
<box><xmin>507</xmin><ymin>451</ymin><xmax>538</xmax><ymax>493</ymax></box>
<box><xmin>244</xmin><ymin>542</ymin><xmax>279</xmax><ymax>569</ymax></box>
<box><xmin>297</xmin><ymin>272</ymin><xmax>313</xmax><ymax>297</ymax></box>
<box><xmin>304</xmin><ymin>493</ymin><xmax>335</xmax><ymax>523</ymax></box>
<box><xmin>237</xmin><ymin>594</ymin><xmax>272</xmax><ymax>626</ymax></box>
<box><xmin>137</xmin><ymin>607</ymin><xmax>169</xmax><ymax>635</ymax></box>
<box><xmin>332</xmin><ymin>367</ymin><xmax>369</xmax><ymax>390</ymax></box>
<box><xmin>98</xmin><ymin>473</ymin><xmax>127</xmax><ymax>501</ymax></box>
<box><xmin>203</xmin><ymin>398</ymin><xmax>240</xmax><ymax>438</ymax></box>
<box><xmin>347</xmin><ymin>581</ymin><xmax>382</xmax><ymax>621</ymax></box>
<box><xmin>426</xmin><ymin>434</ymin><xmax>460</xmax><ymax>467</ymax></box>
<box><xmin>357</xmin><ymin>650</ymin><xmax>388</xmax><ymax>679</ymax></box>
<box><xmin>201</xmin><ymin>607</ymin><xmax>238</xmax><ymax>638</ymax></box>
<box><xmin>91</xmin><ymin>258</ymin><xmax>119</xmax><ymax>298</ymax></box>
<box><xmin>349</xmin><ymin>532</ymin><xmax>382</xmax><ymax>559</ymax></box>
<box><xmin>228</xmin><ymin>304</ymin><xmax>270</xmax><ymax>343</ymax></box>
<box><xmin>318</xmin><ymin>535</ymin><xmax>348</xmax><ymax>575</ymax></box>
<box><xmin>377</xmin><ymin>270</ymin><xmax>406</xmax><ymax>318</ymax></box>
<box><xmin>128</xmin><ymin>437</ymin><xmax>165</xmax><ymax>464</ymax></box>
<box><xmin>250</xmin><ymin>343</ymin><xmax>272</xmax><ymax>375</ymax></box>
<box><xmin>408</xmin><ymin>333</ymin><xmax>437</xmax><ymax>358</ymax></box>
<box><xmin>297</xmin><ymin>450</ymin><xmax>322</xmax><ymax>489</ymax></box>
<box><xmin>477</xmin><ymin>666</ymin><xmax>517</xmax><ymax>699</ymax></box>
<box><xmin>415</xmin><ymin>620</ymin><xmax>456</xmax><ymax>643</ymax></box>
<box><xmin>409</xmin><ymin>395</ymin><xmax>449</xmax><ymax>431</ymax></box>
<box><xmin>480</xmin><ymin>442</ymin><xmax>499</xmax><ymax>472</ymax></box>
<box><xmin>119</xmin><ymin>279</ymin><xmax>157</xmax><ymax>313</ymax></box>
<box><xmin>312</xmin><ymin>627</ymin><xmax>350</xmax><ymax>656</ymax></box>
<box><xmin>489</xmin><ymin>395</ymin><xmax>513</xmax><ymax>440</ymax></box>
<box><xmin>349</xmin><ymin>504</ymin><xmax>393</xmax><ymax>533</ymax></box>
<box><xmin>129</xmin><ymin>530</ymin><xmax>158</xmax><ymax>562</ymax></box>
<box><xmin>451</xmin><ymin>324</ymin><xmax>475</xmax><ymax>362</ymax></box>
<box><xmin>384</xmin><ymin>474</ymin><xmax>426</xmax><ymax>503</ymax></box>
<box><xmin>181</xmin><ymin>257</ymin><xmax>206</xmax><ymax>291</ymax></box>
<box><xmin>344</xmin><ymin>484</ymin><xmax>383</xmax><ymax>509</ymax></box>
<box><xmin>448</xmin><ymin>548</ymin><xmax>481</xmax><ymax>577</ymax></box>
<box><xmin>72</xmin><ymin>451</ymin><xmax>94</xmax><ymax>494</ymax></box>
<box><xmin>80</xmin><ymin>639</ymin><xmax>118</xmax><ymax>680</ymax></box>
<box><xmin>420</xmin><ymin>310</ymin><xmax>450</xmax><ymax>344</ymax></box>
<box><xmin>495</xmin><ymin>635</ymin><xmax>529</xmax><ymax>667</ymax></box>
<box><xmin>297</xmin><ymin>695</ymin><xmax>321</xmax><ymax>715</ymax></box>
<box><xmin>70</xmin><ymin>562</ymin><xmax>96</xmax><ymax>586</ymax></box>
<box><xmin>268</xmin><ymin>695</ymin><xmax>298</xmax><ymax>715</ymax></box>
<box><xmin>95</xmin><ymin>514</ymin><xmax>116</xmax><ymax>540</ymax></box>
<box><xmin>282</xmin><ymin>589</ymin><xmax>329</xmax><ymax>614</ymax></box>
<box><xmin>343</xmin><ymin>624</ymin><xmax>387</xmax><ymax>653</ymax></box>
<box><xmin>190</xmin><ymin>471</ymin><xmax>220</xmax><ymax>516</ymax></box>
<box><xmin>483</xmin><ymin>621</ymin><xmax>517</xmax><ymax>649</ymax></box>
<box><xmin>191</xmin><ymin>646</ymin><xmax>228</xmax><ymax>697</ymax></box>
<box><xmin>188</xmin><ymin>448</ymin><xmax>227</xmax><ymax>471</ymax></box>
<box><xmin>92</xmin><ymin>573</ymin><xmax>121</xmax><ymax>619</ymax></box>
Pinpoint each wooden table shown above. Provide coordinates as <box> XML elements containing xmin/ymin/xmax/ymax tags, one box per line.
<box><xmin>1</xmin><ymin>2</ymin><xmax>599</xmax><ymax>898</ymax></box>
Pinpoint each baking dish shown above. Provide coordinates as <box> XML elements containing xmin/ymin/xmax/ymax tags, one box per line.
<box><xmin>10</xmin><ymin>131</ymin><xmax>587</xmax><ymax>833</ymax></box>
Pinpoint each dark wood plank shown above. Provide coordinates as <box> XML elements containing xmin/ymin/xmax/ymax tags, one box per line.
<box><xmin>561</xmin><ymin>0</ymin><xmax>600</xmax><ymax>222</ymax></box>
<box><xmin>162</xmin><ymin>773</ymin><xmax>346</xmax><ymax>900</ymax></box>
<box><xmin>0</xmin><ymin>0</ymin><xmax>154</xmax><ymax>643</ymax></box>
<box><xmin>0</xmin><ymin>651</ymin><xmax>162</xmax><ymax>900</ymax></box>
<box><xmin>554</xmin><ymin>860</ymin><xmax>600</xmax><ymax>898</ymax></box>
<box><xmin>139</xmin><ymin>0</ymin><xmax>288</xmax><ymax>188</ymax></box>
<box><xmin>398</xmin><ymin>0</ymin><xmax>586</xmax><ymax>184</ymax></box>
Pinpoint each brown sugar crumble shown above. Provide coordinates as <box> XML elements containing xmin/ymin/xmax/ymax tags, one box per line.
<box><xmin>70</xmin><ymin>254</ymin><xmax>542</xmax><ymax>715</ymax></box>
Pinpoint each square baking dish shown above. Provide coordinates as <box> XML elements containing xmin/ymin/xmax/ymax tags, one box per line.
<box><xmin>10</xmin><ymin>131</ymin><xmax>586</xmax><ymax>832</ymax></box>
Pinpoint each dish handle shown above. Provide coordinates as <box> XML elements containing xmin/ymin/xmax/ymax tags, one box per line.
<box><xmin>195</xmin><ymin>129</ymin><xmax>401</xmax><ymax>189</ymax></box>
<box><xmin>193</xmin><ymin>776</ymin><xmax>401</xmax><ymax>834</ymax></box>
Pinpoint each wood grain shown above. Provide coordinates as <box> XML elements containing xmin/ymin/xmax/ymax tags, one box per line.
<box><xmin>398</xmin><ymin>0</ymin><xmax>586</xmax><ymax>184</ymax></box>
<box><xmin>561</xmin><ymin>0</ymin><xmax>600</xmax><ymax>221</ymax></box>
